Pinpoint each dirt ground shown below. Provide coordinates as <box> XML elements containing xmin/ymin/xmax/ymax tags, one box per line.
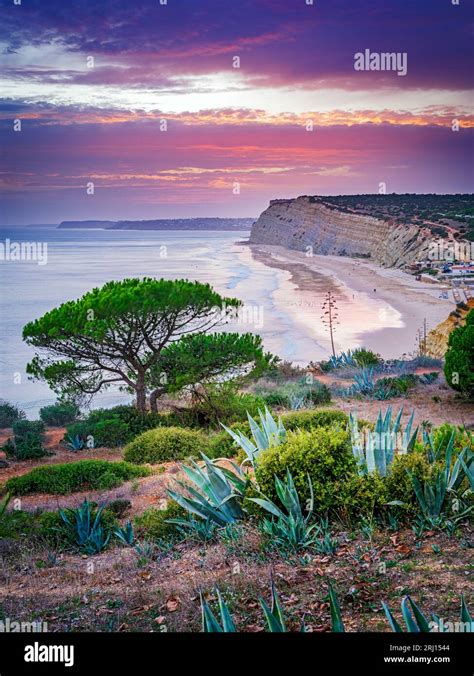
<box><xmin>0</xmin><ymin>520</ymin><xmax>471</xmax><ymax>633</ymax></box>
<box><xmin>1</xmin><ymin>385</ymin><xmax>472</xmax><ymax>633</ymax></box>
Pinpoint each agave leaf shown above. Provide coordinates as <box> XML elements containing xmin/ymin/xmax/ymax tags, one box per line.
<box><xmin>459</xmin><ymin>455</ymin><xmax>474</xmax><ymax>491</ymax></box>
<box><xmin>201</xmin><ymin>592</ymin><xmax>223</xmax><ymax>632</ymax></box>
<box><xmin>401</xmin><ymin>596</ymin><xmax>421</xmax><ymax>632</ymax></box>
<box><xmin>216</xmin><ymin>588</ymin><xmax>237</xmax><ymax>632</ymax></box>
<box><xmin>407</xmin><ymin>596</ymin><xmax>431</xmax><ymax>632</ymax></box>
<box><xmin>259</xmin><ymin>581</ymin><xmax>286</xmax><ymax>632</ymax></box>
<box><xmin>328</xmin><ymin>583</ymin><xmax>345</xmax><ymax>632</ymax></box>
<box><xmin>460</xmin><ymin>595</ymin><xmax>473</xmax><ymax>630</ymax></box>
<box><xmin>248</xmin><ymin>497</ymin><xmax>286</xmax><ymax>520</ymax></box>
<box><xmin>393</xmin><ymin>406</ymin><xmax>403</xmax><ymax>435</ymax></box>
<box><xmin>382</xmin><ymin>602</ymin><xmax>404</xmax><ymax>632</ymax></box>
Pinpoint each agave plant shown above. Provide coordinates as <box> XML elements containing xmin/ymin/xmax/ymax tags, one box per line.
<box><xmin>167</xmin><ymin>514</ymin><xmax>218</xmax><ymax>543</ymax></box>
<box><xmin>383</xmin><ymin>594</ymin><xmax>473</xmax><ymax>633</ymax></box>
<box><xmin>221</xmin><ymin>407</ymin><xmax>286</xmax><ymax>469</ymax></box>
<box><xmin>114</xmin><ymin>520</ymin><xmax>135</xmax><ymax>546</ymax></box>
<box><xmin>349</xmin><ymin>406</ymin><xmax>418</xmax><ymax>477</ymax></box>
<box><xmin>249</xmin><ymin>470</ymin><xmax>319</xmax><ymax>552</ymax></box>
<box><xmin>66</xmin><ymin>433</ymin><xmax>84</xmax><ymax>452</ymax></box>
<box><xmin>168</xmin><ymin>453</ymin><xmax>248</xmax><ymax>526</ymax></box>
<box><xmin>59</xmin><ymin>500</ymin><xmax>110</xmax><ymax>554</ymax></box>
<box><xmin>329</xmin><ymin>350</ymin><xmax>357</xmax><ymax>370</ymax></box>
<box><xmin>201</xmin><ymin>581</ymin><xmax>300</xmax><ymax>633</ymax></box>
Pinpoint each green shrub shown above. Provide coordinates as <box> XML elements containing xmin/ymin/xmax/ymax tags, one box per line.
<box><xmin>4</xmin><ymin>460</ymin><xmax>150</xmax><ymax>495</ymax></box>
<box><xmin>444</xmin><ymin>310</ymin><xmax>474</xmax><ymax>397</ymax></box>
<box><xmin>384</xmin><ymin>452</ymin><xmax>437</xmax><ymax>511</ymax></box>
<box><xmin>15</xmin><ymin>434</ymin><xmax>47</xmax><ymax>460</ymax></box>
<box><xmin>184</xmin><ymin>382</ymin><xmax>267</xmax><ymax>428</ymax></box>
<box><xmin>257</xmin><ymin>380</ymin><xmax>331</xmax><ymax>409</ymax></box>
<box><xmin>255</xmin><ymin>427</ymin><xmax>355</xmax><ymax>513</ymax></box>
<box><xmin>133</xmin><ymin>500</ymin><xmax>186</xmax><ymax>540</ymax></box>
<box><xmin>0</xmin><ymin>508</ymin><xmax>36</xmax><ymax>539</ymax></box>
<box><xmin>87</xmin><ymin>406</ymin><xmax>169</xmax><ymax>436</ymax></box>
<box><xmin>352</xmin><ymin>348</ymin><xmax>382</xmax><ymax>367</ymax></box>
<box><xmin>0</xmin><ymin>401</ymin><xmax>25</xmax><ymax>428</ymax></box>
<box><xmin>12</xmin><ymin>419</ymin><xmax>45</xmax><ymax>442</ymax></box>
<box><xmin>92</xmin><ymin>418</ymin><xmax>130</xmax><ymax>447</ymax></box>
<box><xmin>282</xmin><ymin>409</ymin><xmax>348</xmax><ymax>431</ymax></box>
<box><xmin>208</xmin><ymin>408</ymin><xmax>349</xmax><ymax>460</ymax></box>
<box><xmin>262</xmin><ymin>392</ymin><xmax>291</xmax><ymax>408</ymax></box>
<box><xmin>124</xmin><ymin>426</ymin><xmax>207</xmax><ymax>464</ymax></box>
<box><xmin>376</xmin><ymin>374</ymin><xmax>418</xmax><ymax>397</ymax></box>
<box><xmin>7</xmin><ymin>419</ymin><xmax>48</xmax><ymax>460</ymax></box>
<box><xmin>39</xmin><ymin>402</ymin><xmax>79</xmax><ymax>426</ymax></box>
<box><xmin>339</xmin><ymin>472</ymin><xmax>389</xmax><ymax>518</ymax></box>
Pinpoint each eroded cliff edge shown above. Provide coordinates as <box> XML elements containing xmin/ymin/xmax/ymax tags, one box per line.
<box><xmin>249</xmin><ymin>196</ymin><xmax>437</xmax><ymax>268</ymax></box>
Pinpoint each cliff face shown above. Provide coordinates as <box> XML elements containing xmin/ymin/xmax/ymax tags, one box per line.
<box><xmin>249</xmin><ymin>196</ymin><xmax>435</xmax><ymax>268</ymax></box>
<box><xmin>425</xmin><ymin>299</ymin><xmax>474</xmax><ymax>358</ymax></box>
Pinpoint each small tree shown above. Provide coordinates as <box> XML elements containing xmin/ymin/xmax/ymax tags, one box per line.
<box><xmin>147</xmin><ymin>331</ymin><xmax>269</xmax><ymax>411</ymax></box>
<box><xmin>23</xmin><ymin>278</ymin><xmax>262</xmax><ymax>412</ymax></box>
<box><xmin>444</xmin><ymin>309</ymin><xmax>474</xmax><ymax>397</ymax></box>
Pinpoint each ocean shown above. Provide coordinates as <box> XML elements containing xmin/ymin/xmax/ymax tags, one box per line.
<box><xmin>0</xmin><ymin>226</ymin><xmax>402</xmax><ymax>415</ymax></box>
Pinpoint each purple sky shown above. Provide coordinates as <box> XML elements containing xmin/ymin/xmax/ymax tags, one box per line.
<box><xmin>0</xmin><ymin>0</ymin><xmax>473</xmax><ymax>224</ymax></box>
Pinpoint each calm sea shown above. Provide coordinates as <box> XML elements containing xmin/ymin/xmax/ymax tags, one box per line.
<box><xmin>0</xmin><ymin>226</ymin><xmax>323</xmax><ymax>414</ymax></box>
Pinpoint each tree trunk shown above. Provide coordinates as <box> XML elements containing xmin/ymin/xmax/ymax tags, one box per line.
<box><xmin>149</xmin><ymin>387</ymin><xmax>165</xmax><ymax>413</ymax></box>
<box><xmin>135</xmin><ymin>377</ymin><xmax>147</xmax><ymax>413</ymax></box>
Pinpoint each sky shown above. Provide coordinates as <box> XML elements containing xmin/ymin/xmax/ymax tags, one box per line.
<box><xmin>0</xmin><ymin>0</ymin><xmax>473</xmax><ymax>224</ymax></box>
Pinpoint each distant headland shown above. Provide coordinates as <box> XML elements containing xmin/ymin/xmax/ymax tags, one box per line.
<box><xmin>57</xmin><ymin>218</ymin><xmax>254</xmax><ymax>231</ymax></box>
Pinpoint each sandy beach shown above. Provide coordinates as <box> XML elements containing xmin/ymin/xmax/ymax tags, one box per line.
<box><xmin>246</xmin><ymin>244</ymin><xmax>454</xmax><ymax>361</ymax></box>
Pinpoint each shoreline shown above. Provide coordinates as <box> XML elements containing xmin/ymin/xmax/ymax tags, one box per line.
<box><xmin>248</xmin><ymin>244</ymin><xmax>454</xmax><ymax>359</ymax></box>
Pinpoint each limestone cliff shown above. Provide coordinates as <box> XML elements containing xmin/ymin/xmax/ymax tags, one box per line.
<box><xmin>249</xmin><ymin>196</ymin><xmax>437</xmax><ymax>268</ymax></box>
<box><xmin>425</xmin><ymin>299</ymin><xmax>474</xmax><ymax>358</ymax></box>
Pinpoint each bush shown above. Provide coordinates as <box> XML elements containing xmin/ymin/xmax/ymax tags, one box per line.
<box><xmin>444</xmin><ymin>310</ymin><xmax>474</xmax><ymax>397</ymax></box>
<box><xmin>5</xmin><ymin>460</ymin><xmax>150</xmax><ymax>495</ymax></box>
<box><xmin>255</xmin><ymin>427</ymin><xmax>355</xmax><ymax>513</ymax></box>
<box><xmin>12</xmin><ymin>419</ymin><xmax>45</xmax><ymax>442</ymax></box>
<box><xmin>15</xmin><ymin>434</ymin><xmax>47</xmax><ymax>460</ymax></box>
<box><xmin>384</xmin><ymin>452</ymin><xmax>437</xmax><ymax>512</ymax></box>
<box><xmin>86</xmin><ymin>406</ymin><xmax>169</xmax><ymax>437</ymax></box>
<box><xmin>64</xmin><ymin>406</ymin><xmax>178</xmax><ymax>448</ymax></box>
<box><xmin>208</xmin><ymin>408</ymin><xmax>349</xmax><ymax>460</ymax></box>
<box><xmin>262</xmin><ymin>392</ymin><xmax>291</xmax><ymax>408</ymax></box>
<box><xmin>376</xmin><ymin>374</ymin><xmax>418</xmax><ymax>397</ymax></box>
<box><xmin>282</xmin><ymin>409</ymin><xmax>348</xmax><ymax>431</ymax></box>
<box><xmin>0</xmin><ymin>507</ymin><xmax>36</xmax><ymax>539</ymax></box>
<box><xmin>133</xmin><ymin>500</ymin><xmax>186</xmax><ymax>540</ymax></box>
<box><xmin>123</xmin><ymin>426</ymin><xmax>207</xmax><ymax>464</ymax></box>
<box><xmin>6</xmin><ymin>420</ymin><xmax>48</xmax><ymax>460</ymax></box>
<box><xmin>183</xmin><ymin>382</ymin><xmax>267</xmax><ymax>428</ymax></box>
<box><xmin>339</xmin><ymin>472</ymin><xmax>389</xmax><ymax>518</ymax></box>
<box><xmin>92</xmin><ymin>418</ymin><xmax>131</xmax><ymax>447</ymax></box>
<box><xmin>39</xmin><ymin>402</ymin><xmax>79</xmax><ymax>426</ymax></box>
<box><xmin>352</xmin><ymin>348</ymin><xmax>382</xmax><ymax>367</ymax></box>
<box><xmin>65</xmin><ymin>417</ymin><xmax>130</xmax><ymax>448</ymax></box>
<box><xmin>0</xmin><ymin>401</ymin><xmax>25</xmax><ymax>428</ymax></box>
